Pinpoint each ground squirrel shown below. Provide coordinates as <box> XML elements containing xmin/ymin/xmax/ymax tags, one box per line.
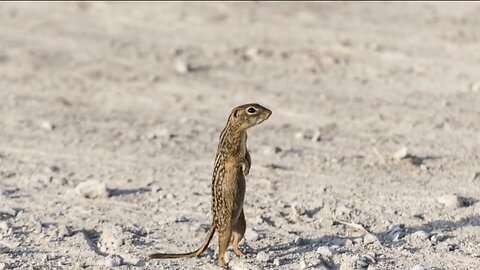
<box><xmin>149</xmin><ymin>103</ymin><xmax>272</xmax><ymax>267</ymax></box>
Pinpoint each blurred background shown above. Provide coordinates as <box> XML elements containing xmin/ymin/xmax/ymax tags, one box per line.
<box><xmin>0</xmin><ymin>2</ymin><xmax>479</xmax><ymax>269</ymax></box>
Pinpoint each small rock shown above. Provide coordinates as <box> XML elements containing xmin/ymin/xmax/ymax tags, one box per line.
<box><xmin>408</xmin><ymin>230</ymin><xmax>430</xmax><ymax>245</ymax></box>
<box><xmin>256</xmin><ymin>251</ymin><xmax>269</xmax><ymax>262</ymax></box>
<box><xmin>393</xmin><ymin>147</ymin><xmax>409</xmax><ymax>160</ymax></box>
<box><xmin>311</xmin><ymin>131</ymin><xmax>322</xmax><ymax>142</ymax></box>
<box><xmin>105</xmin><ymin>255</ymin><xmax>123</xmax><ymax>267</ymax></box>
<box><xmin>46</xmin><ymin>165</ymin><xmax>60</xmax><ymax>173</ymax></box>
<box><xmin>244</xmin><ymin>47</ymin><xmax>260</xmax><ymax>60</ymax></box>
<box><xmin>146</xmin><ymin>128</ymin><xmax>171</xmax><ymax>140</ymax></box>
<box><xmin>0</xmin><ymin>221</ymin><xmax>11</xmax><ymax>232</ymax></box>
<box><xmin>291</xmin><ymin>203</ymin><xmax>306</xmax><ymax>216</ymax></box>
<box><xmin>411</xmin><ymin>230</ymin><xmax>429</xmax><ymax>240</ymax></box>
<box><xmin>411</xmin><ymin>264</ymin><xmax>427</xmax><ymax>270</ymax></box>
<box><xmin>99</xmin><ymin>225</ymin><xmax>126</xmax><ymax>252</ymax></box>
<box><xmin>299</xmin><ymin>260</ymin><xmax>307</xmax><ymax>269</ymax></box>
<box><xmin>0</xmin><ymin>207</ymin><xmax>16</xmax><ymax>217</ymax></box>
<box><xmin>430</xmin><ymin>233</ymin><xmax>447</xmax><ymax>244</ymax></box>
<box><xmin>294</xmin><ymin>237</ymin><xmax>305</xmax><ymax>246</ymax></box>
<box><xmin>0</xmin><ymin>243</ymin><xmax>10</xmax><ymax>254</ymax></box>
<box><xmin>244</xmin><ymin>228</ymin><xmax>260</xmax><ymax>242</ymax></box>
<box><xmin>0</xmin><ymin>263</ymin><xmax>6</xmax><ymax>270</ymax></box>
<box><xmin>436</xmin><ymin>242</ymin><xmax>455</xmax><ymax>252</ymax></box>
<box><xmin>273</xmin><ymin>258</ymin><xmax>283</xmax><ymax>266</ymax></box>
<box><xmin>345</xmin><ymin>239</ymin><xmax>353</xmax><ymax>247</ymax></box>
<box><xmin>353</xmin><ymin>237</ymin><xmax>363</xmax><ymax>245</ymax></box>
<box><xmin>436</xmin><ymin>194</ymin><xmax>466</xmax><ymax>209</ymax></box>
<box><xmin>294</xmin><ymin>131</ymin><xmax>304</xmax><ymax>140</ymax></box>
<box><xmin>174</xmin><ymin>58</ymin><xmax>190</xmax><ymax>74</ymax></box>
<box><xmin>469</xmin><ymin>80</ymin><xmax>480</xmax><ymax>93</ymax></box>
<box><xmin>74</xmin><ymin>180</ymin><xmax>109</xmax><ymax>199</ymax></box>
<box><xmin>472</xmin><ymin>172</ymin><xmax>480</xmax><ymax>181</ymax></box>
<box><xmin>363</xmin><ymin>234</ymin><xmax>379</xmax><ymax>245</ymax></box>
<box><xmin>387</xmin><ymin>224</ymin><xmax>405</xmax><ymax>242</ymax></box>
<box><xmin>41</xmin><ymin>121</ymin><xmax>55</xmax><ymax>130</ymax></box>
<box><xmin>355</xmin><ymin>254</ymin><xmax>376</xmax><ymax>269</ymax></box>
<box><xmin>58</xmin><ymin>225</ymin><xmax>73</xmax><ymax>237</ymax></box>
<box><xmin>230</xmin><ymin>261</ymin><xmax>260</xmax><ymax>270</ymax></box>
<box><xmin>316</xmin><ymin>246</ymin><xmax>333</xmax><ymax>257</ymax></box>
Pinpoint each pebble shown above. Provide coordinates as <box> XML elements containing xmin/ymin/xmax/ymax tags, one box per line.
<box><xmin>436</xmin><ymin>194</ymin><xmax>466</xmax><ymax>209</ymax></box>
<box><xmin>230</xmin><ymin>261</ymin><xmax>260</xmax><ymax>270</ymax></box>
<box><xmin>430</xmin><ymin>233</ymin><xmax>447</xmax><ymax>244</ymax></box>
<box><xmin>316</xmin><ymin>246</ymin><xmax>333</xmax><ymax>257</ymax></box>
<box><xmin>58</xmin><ymin>225</ymin><xmax>73</xmax><ymax>237</ymax></box>
<box><xmin>273</xmin><ymin>258</ymin><xmax>283</xmax><ymax>266</ymax></box>
<box><xmin>41</xmin><ymin>121</ymin><xmax>55</xmax><ymax>130</ymax></box>
<box><xmin>363</xmin><ymin>234</ymin><xmax>379</xmax><ymax>245</ymax></box>
<box><xmin>46</xmin><ymin>165</ymin><xmax>60</xmax><ymax>173</ymax></box>
<box><xmin>0</xmin><ymin>263</ymin><xmax>5</xmax><ymax>270</ymax></box>
<box><xmin>436</xmin><ymin>242</ymin><xmax>455</xmax><ymax>252</ymax></box>
<box><xmin>74</xmin><ymin>180</ymin><xmax>109</xmax><ymax>199</ymax></box>
<box><xmin>470</xmin><ymin>80</ymin><xmax>480</xmax><ymax>92</ymax></box>
<box><xmin>299</xmin><ymin>260</ymin><xmax>307</xmax><ymax>269</ymax></box>
<box><xmin>411</xmin><ymin>230</ymin><xmax>429</xmax><ymax>240</ymax></box>
<box><xmin>174</xmin><ymin>58</ymin><xmax>190</xmax><ymax>74</ymax></box>
<box><xmin>256</xmin><ymin>251</ymin><xmax>269</xmax><ymax>262</ymax></box>
<box><xmin>411</xmin><ymin>264</ymin><xmax>427</xmax><ymax>270</ymax></box>
<box><xmin>99</xmin><ymin>225</ymin><xmax>125</xmax><ymax>252</ymax></box>
<box><xmin>244</xmin><ymin>228</ymin><xmax>260</xmax><ymax>242</ymax></box>
<box><xmin>105</xmin><ymin>255</ymin><xmax>123</xmax><ymax>267</ymax></box>
<box><xmin>353</xmin><ymin>237</ymin><xmax>363</xmax><ymax>245</ymax></box>
<box><xmin>345</xmin><ymin>239</ymin><xmax>353</xmax><ymax>247</ymax></box>
<box><xmin>387</xmin><ymin>224</ymin><xmax>405</xmax><ymax>242</ymax></box>
<box><xmin>311</xmin><ymin>131</ymin><xmax>322</xmax><ymax>142</ymax></box>
<box><xmin>146</xmin><ymin>128</ymin><xmax>171</xmax><ymax>140</ymax></box>
<box><xmin>294</xmin><ymin>237</ymin><xmax>305</xmax><ymax>246</ymax></box>
<box><xmin>245</xmin><ymin>47</ymin><xmax>260</xmax><ymax>60</ymax></box>
<box><xmin>393</xmin><ymin>147</ymin><xmax>409</xmax><ymax>160</ymax></box>
<box><xmin>0</xmin><ymin>221</ymin><xmax>10</xmax><ymax>233</ymax></box>
<box><xmin>472</xmin><ymin>172</ymin><xmax>480</xmax><ymax>181</ymax></box>
<box><xmin>291</xmin><ymin>203</ymin><xmax>306</xmax><ymax>216</ymax></box>
<box><xmin>294</xmin><ymin>131</ymin><xmax>304</xmax><ymax>140</ymax></box>
<box><xmin>408</xmin><ymin>230</ymin><xmax>430</xmax><ymax>245</ymax></box>
<box><xmin>0</xmin><ymin>243</ymin><xmax>10</xmax><ymax>254</ymax></box>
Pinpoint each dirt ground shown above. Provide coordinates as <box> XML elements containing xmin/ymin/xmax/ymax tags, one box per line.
<box><xmin>0</xmin><ymin>2</ymin><xmax>479</xmax><ymax>270</ymax></box>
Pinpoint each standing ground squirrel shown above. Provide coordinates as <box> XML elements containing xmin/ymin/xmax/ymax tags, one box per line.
<box><xmin>149</xmin><ymin>103</ymin><xmax>272</xmax><ymax>267</ymax></box>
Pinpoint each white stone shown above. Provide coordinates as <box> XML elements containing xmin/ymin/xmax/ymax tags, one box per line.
<box><xmin>291</xmin><ymin>203</ymin><xmax>306</xmax><ymax>216</ymax></box>
<box><xmin>363</xmin><ymin>233</ymin><xmax>379</xmax><ymax>245</ymax></box>
<box><xmin>393</xmin><ymin>147</ymin><xmax>408</xmax><ymax>160</ymax></box>
<box><xmin>436</xmin><ymin>194</ymin><xmax>465</xmax><ymax>209</ymax></box>
<box><xmin>256</xmin><ymin>251</ymin><xmax>269</xmax><ymax>262</ymax></box>
<box><xmin>244</xmin><ymin>228</ymin><xmax>260</xmax><ymax>242</ymax></box>
<box><xmin>411</xmin><ymin>264</ymin><xmax>427</xmax><ymax>270</ymax></box>
<box><xmin>174</xmin><ymin>58</ymin><xmax>189</xmax><ymax>74</ymax></box>
<box><xmin>41</xmin><ymin>121</ymin><xmax>55</xmax><ymax>130</ymax></box>
<box><xmin>316</xmin><ymin>246</ymin><xmax>333</xmax><ymax>257</ymax></box>
<box><xmin>74</xmin><ymin>180</ymin><xmax>109</xmax><ymax>199</ymax></box>
<box><xmin>411</xmin><ymin>230</ymin><xmax>429</xmax><ymax>240</ymax></box>
<box><xmin>0</xmin><ymin>221</ymin><xmax>11</xmax><ymax>232</ymax></box>
<box><xmin>105</xmin><ymin>255</ymin><xmax>123</xmax><ymax>267</ymax></box>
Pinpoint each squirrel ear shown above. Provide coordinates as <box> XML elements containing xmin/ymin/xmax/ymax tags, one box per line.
<box><xmin>233</xmin><ymin>109</ymin><xmax>239</xmax><ymax>118</ymax></box>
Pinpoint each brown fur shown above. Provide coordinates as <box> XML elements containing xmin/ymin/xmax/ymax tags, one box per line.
<box><xmin>149</xmin><ymin>103</ymin><xmax>272</xmax><ymax>267</ymax></box>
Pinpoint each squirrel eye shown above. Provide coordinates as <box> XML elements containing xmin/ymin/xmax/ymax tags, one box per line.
<box><xmin>246</xmin><ymin>107</ymin><xmax>257</xmax><ymax>114</ymax></box>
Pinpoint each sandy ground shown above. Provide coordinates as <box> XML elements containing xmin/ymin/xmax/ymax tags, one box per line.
<box><xmin>0</xmin><ymin>2</ymin><xmax>480</xmax><ymax>270</ymax></box>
